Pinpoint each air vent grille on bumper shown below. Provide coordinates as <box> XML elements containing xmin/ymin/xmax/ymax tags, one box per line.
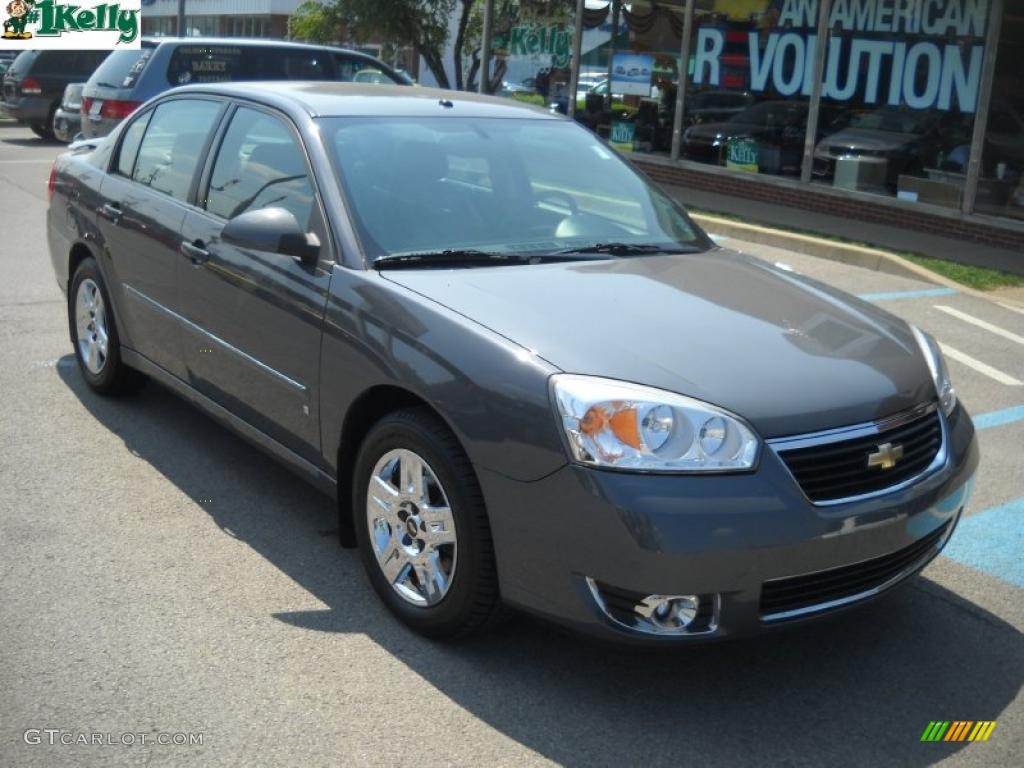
<box><xmin>777</xmin><ymin>408</ymin><xmax>942</xmax><ymax>503</ymax></box>
<box><xmin>759</xmin><ymin>520</ymin><xmax>951</xmax><ymax>621</ymax></box>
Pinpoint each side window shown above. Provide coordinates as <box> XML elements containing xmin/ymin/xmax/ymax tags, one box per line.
<box><xmin>205</xmin><ymin>107</ymin><xmax>314</xmax><ymax>227</ymax></box>
<box><xmin>115</xmin><ymin>111</ymin><xmax>151</xmax><ymax>178</ymax></box>
<box><xmin>334</xmin><ymin>56</ymin><xmax>395</xmax><ymax>84</ymax></box>
<box><xmin>166</xmin><ymin>46</ymin><xmax>240</xmax><ymax>86</ymax></box>
<box><xmin>244</xmin><ymin>48</ymin><xmax>328</xmax><ymax>80</ymax></box>
<box><xmin>132</xmin><ymin>99</ymin><xmax>221</xmax><ymax>202</ymax></box>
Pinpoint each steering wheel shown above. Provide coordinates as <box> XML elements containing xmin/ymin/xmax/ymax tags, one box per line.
<box><xmin>535</xmin><ymin>190</ymin><xmax>580</xmax><ymax>217</ymax></box>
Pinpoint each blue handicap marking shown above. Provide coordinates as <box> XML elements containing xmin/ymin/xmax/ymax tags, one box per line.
<box><xmin>972</xmin><ymin>405</ymin><xmax>1024</xmax><ymax>431</ymax></box>
<box><xmin>943</xmin><ymin>498</ymin><xmax>1024</xmax><ymax>588</ymax></box>
<box><xmin>857</xmin><ymin>287</ymin><xmax>958</xmax><ymax>302</ymax></box>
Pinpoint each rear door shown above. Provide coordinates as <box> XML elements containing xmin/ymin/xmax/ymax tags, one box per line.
<box><xmin>96</xmin><ymin>97</ymin><xmax>224</xmax><ymax>378</ymax></box>
<box><xmin>177</xmin><ymin>105</ymin><xmax>332</xmax><ymax>460</ymax></box>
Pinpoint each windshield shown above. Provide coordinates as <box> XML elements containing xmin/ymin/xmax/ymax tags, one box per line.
<box><xmin>848</xmin><ymin>108</ymin><xmax>936</xmax><ymax>134</ymax></box>
<box><xmin>322</xmin><ymin>116</ymin><xmax>709</xmax><ymax>261</ymax></box>
<box><xmin>729</xmin><ymin>101</ymin><xmax>806</xmax><ymax>126</ymax></box>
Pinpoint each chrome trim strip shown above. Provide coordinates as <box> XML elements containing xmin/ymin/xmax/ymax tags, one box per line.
<box><xmin>767</xmin><ymin>402</ymin><xmax>946</xmax><ymax>507</ymax></box>
<box><xmin>123</xmin><ymin>284</ymin><xmax>307</xmax><ymax>394</ymax></box>
<box><xmin>585</xmin><ymin>577</ymin><xmax>720</xmax><ymax>637</ymax></box>
<box><xmin>760</xmin><ymin>513</ymin><xmax>958</xmax><ymax>623</ymax></box>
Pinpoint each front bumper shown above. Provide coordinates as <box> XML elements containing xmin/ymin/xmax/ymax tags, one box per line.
<box><xmin>479</xmin><ymin>403</ymin><xmax>978</xmax><ymax>644</ymax></box>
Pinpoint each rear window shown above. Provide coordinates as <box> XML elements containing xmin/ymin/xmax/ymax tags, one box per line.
<box><xmin>7</xmin><ymin>50</ymin><xmax>39</xmax><ymax>77</ymax></box>
<box><xmin>166</xmin><ymin>45</ymin><xmax>329</xmax><ymax>86</ymax></box>
<box><xmin>89</xmin><ymin>46</ymin><xmax>154</xmax><ymax>90</ymax></box>
<box><xmin>32</xmin><ymin>51</ymin><xmax>109</xmax><ymax>76</ymax></box>
<box><xmin>334</xmin><ymin>55</ymin><xmax>400</xmax><ymax>84</ymax></box>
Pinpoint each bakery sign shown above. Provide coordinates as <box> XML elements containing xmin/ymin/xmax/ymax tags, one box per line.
<box><xmin>693</xmin><ymin>0</ymin><xmax>989</xmax><ymax>112</ymax></box>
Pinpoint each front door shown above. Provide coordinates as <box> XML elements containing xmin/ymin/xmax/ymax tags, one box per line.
<box><xmin>177</xmin><ymin>105</ymin><xmax>331</xmax><ymax>461</ymax></box>
<box><xmin>96</xmin><ymin>98</ymin><xmax>224</xmax><ymax>378</ymax></box>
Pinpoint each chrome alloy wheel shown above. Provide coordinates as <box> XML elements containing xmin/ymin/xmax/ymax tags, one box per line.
<box><xmin>75</xmin><ymin>278</ymin><xmax>108</xmax><ymax>374</ymax></box>
<box><xmin>366</xmin><ymin>448</ymin><xmax>458</xmax><ymax>607</ymax></box>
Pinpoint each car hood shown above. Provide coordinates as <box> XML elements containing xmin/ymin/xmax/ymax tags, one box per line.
<box><xmin>820</xmin><ymin>128</ymin><xmax>917</xmax><ymax>152</ymax></box>
<box><xmin>381</xmin><ymin>249</ymin><xmax>935</xmax><ymax>438</ymax></box>
<box><xmin>686</xmin><ymin>122</ymin><xmax>777</xmax><ymax>141</ymax></box>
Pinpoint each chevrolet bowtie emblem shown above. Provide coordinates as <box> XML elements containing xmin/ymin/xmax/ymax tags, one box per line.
<box><xmin>867</xmin><ymin>442</ymin><xmax>904</xmax><ymax>470</ymax></box>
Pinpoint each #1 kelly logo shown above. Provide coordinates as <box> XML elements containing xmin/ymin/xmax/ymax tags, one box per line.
<box><xmin>2</xmin><ymin>0</ymin><xmax>139</xmax><ymax>47</ymax></box>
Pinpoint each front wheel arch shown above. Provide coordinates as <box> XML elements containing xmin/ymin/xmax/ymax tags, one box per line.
<box><xmin>336</xmin><ymin>385</ymin><xmax>472</xmax><ymax>549</ymax></box>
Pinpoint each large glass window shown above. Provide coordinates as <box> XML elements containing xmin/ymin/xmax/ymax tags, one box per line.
<box><xmin>977</xmin><ymin>10</ymin><xmax>1023</xmax><ymax>219</ymax></box>
<box><xmin>680</xmin><ymin>1</ymin><xmax>812</xmax><ymax>177</ymax></box>
<box><xmin>812</xmin><ymin>0</ymin><xmax>987</xmax><ymax>203</ymax></box>
<box><xmin>324</xmin><ymin>116</ymin><xmax>706</xmax><ymax>259</ymax></box>
<box><xmin>205</xmin><ymin>107</ymin><xmax>314</xmax><ymax>227</ymax></box>
<box><xmin>132</xmin><ymin>99</ymin><xmax>221</xmax><ymax>202</ymax></box>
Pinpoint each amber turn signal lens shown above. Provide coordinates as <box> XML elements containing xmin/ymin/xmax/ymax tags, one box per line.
<box><xmin>580</xmin><ymin>405</ymin><xmax>643</xmax><ymax>449</ymax></box>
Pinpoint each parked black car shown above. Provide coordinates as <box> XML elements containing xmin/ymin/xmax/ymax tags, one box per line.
<box><xmin>47</xmin><ymin>83</ymin><xmax>977</xmax><ymax>643</ymax></box>
<box><xmin>2</xmin><ymin>50</ymin><xmax>110</xmax><ymax>140</ymax></box>
<box><xmin>683</xmin><ymin>101</ymin><xmax>849</xmax><ymax>175</ymax></box>
<box><xmin>79</xmin><ymin>38</ymin><xmax>411</xmax><ymax>139</ymax></box>
<box><xmin>685</xmin><ymin>89</ymin><xmax>757</xmax><ymax>126</ymax></box>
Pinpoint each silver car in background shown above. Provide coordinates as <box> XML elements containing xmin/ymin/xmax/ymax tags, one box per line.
<box><xmin>52</xmin><ymin>83</ymin><xmax>84</xmax><ymax>144</ymax></box>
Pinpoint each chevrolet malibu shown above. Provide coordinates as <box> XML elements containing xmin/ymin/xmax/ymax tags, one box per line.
<box><xmin>47</xmin><ymin>83</ymin><xmax>978</xmax><ymax>643</ymax></box>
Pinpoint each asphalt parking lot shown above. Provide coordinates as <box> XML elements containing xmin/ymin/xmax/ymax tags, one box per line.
<box><xmin>1</xmin><ymin>121</ymin><xmax>1021</xmax><ymax>767</ymax></box>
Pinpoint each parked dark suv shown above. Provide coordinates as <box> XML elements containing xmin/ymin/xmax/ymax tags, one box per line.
<box><xmin>1</xmin><ymin>50</ymin><xmax>110</xmax><ymax>140</ymax></box>
<box><xmin>79</xmin><ymin>38</ymin><xmax>411</xmax><ymax>139</ymax></box>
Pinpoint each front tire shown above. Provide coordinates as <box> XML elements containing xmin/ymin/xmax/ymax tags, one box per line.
<box><xmin>353</xmin><ymin>408</ymin><xmax>503</xmax><ymax>638</ymax></box>
<box><xmin>69</xmin><ymin>257</ymin><xmax>143</xmax><ymax>395</ymax></box>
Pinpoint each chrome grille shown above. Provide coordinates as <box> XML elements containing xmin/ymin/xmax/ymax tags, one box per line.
<box><xmin>775</xmin><ymin>405</ymin><xmax>943</xmax><ymax>504</ymax></box>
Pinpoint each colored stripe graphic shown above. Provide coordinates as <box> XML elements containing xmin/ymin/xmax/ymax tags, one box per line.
<box><xmin>921</xmin><ymin>721</ymin><xmax>996</xmax><ymax>742</ymax></box>
<box><xmin>858</xmin><ymin>287</ymin><xmax>958</xmax><ymax>302</ymax></box>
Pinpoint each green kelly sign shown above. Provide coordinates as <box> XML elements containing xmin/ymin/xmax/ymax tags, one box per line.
<box><xmin>499</xmin><ymin>23</ymin><xmax>572</xmax><ymax>68</ymax></box>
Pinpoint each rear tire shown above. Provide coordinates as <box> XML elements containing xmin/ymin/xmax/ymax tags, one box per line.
<box><xmin>68</xmin><ymin>257</ymin><xmax>144</xmax><ymax>396</ymax></box>
<box><xmin>353</xmin><ymin>408</ymin><xmax>504</xmax><ymax>639</ymax></box>
<box><xmin>29</xmin><ymin>122</ymin><xmax>50</xmax><ymax>140</ymax></box>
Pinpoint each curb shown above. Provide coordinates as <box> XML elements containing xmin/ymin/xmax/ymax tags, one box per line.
<box><xmin>692</xmin><ymin>212</ymin><xmax>1024</xmax><ymax>309</ymax></box>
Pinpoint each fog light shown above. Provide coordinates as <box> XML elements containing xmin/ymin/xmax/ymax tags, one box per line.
<box><xmin>636</xmin><ymin>594</ymin><xmax>699</xmax><ymax>631</ymax></box>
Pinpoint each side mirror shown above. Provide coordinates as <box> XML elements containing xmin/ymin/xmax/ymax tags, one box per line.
<box><xmin>221</xmin><ymin>207</ymin><xmax>320</xmax><ymax>265</ymax></box>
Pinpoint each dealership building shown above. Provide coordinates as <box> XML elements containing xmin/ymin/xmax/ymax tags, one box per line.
<box><xmin>141</xmin><ymin>0</ymin><xmax>304</xmax><ymax>39</ymax></box>
<box><xmin>477</xmin><ymin>0</ymin><xmax>1023</xmax><ymax>267</ymax></box>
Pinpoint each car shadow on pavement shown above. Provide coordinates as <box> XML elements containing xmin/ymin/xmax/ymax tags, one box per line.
<box><xmin>59</xmin><ymin>360</ymin><xmax>1022</xmax><ymax>768</ymax></box>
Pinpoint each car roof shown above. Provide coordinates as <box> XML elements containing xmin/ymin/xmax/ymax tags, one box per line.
<box><xmin>142</xmin><ymin>36</ymin><xmax>377</xmax><ymax>56</ymax></box>
<box><xmin>166</xmin><ymin>81</ymin><xmax>561</xmax><ymax>120</ymax></box>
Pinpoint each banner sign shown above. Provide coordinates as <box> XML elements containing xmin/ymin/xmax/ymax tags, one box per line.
<box><xmin>611</xmin><ymin>52</ymin><xmax>654</xmax><ymax>96</ymax></box>
<box><xmin>1</xmin><ymin>0</ymin><xmax>140</xmax><ymax>48</ymax></box>
<box><xmin>692</xmin><ymin>0</ymin><xmax>988</xmax><ymax>112</ymax></box>
<box><xmin>497</xmin><ymin>22</ymin><xmax>572</xmax><ymax>68</ymax></box>
<box><xmin>726</xmin><ymin>137</ymin><xmax>759</xmax><ymax>172</ymax></box>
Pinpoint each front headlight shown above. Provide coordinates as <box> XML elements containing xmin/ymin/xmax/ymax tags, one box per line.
<box><xmin>911</xmin><ymin>326</ymin><xmax>957</xmax><ymax>416</ymax></box>
<box><xmin>551</xmin><ymin>375</ymin><xmax>760</xmax><ymax>472</ymax></box>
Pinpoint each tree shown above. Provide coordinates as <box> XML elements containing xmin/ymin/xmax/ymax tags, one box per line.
<box><xmin>290</xmin><ymin>0</ymin><xmax>459</xmax><ymax>88</ymax></box>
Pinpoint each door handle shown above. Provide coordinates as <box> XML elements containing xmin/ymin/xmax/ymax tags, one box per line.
<box><xmin>180</xmin><ymin>240</ymin><xmax>210</xmax><ymax>265</ymax></box>
<box><xmin>98</xmin><ymin>202</ymin><xmax>122</xmax><ymax>224</ymax></box>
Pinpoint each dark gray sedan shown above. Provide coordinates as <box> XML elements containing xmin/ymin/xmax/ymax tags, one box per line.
<box><xmin>46</xmin><ymin>82</ymin><xmax>978</xmax><ymax>643</ymax></box>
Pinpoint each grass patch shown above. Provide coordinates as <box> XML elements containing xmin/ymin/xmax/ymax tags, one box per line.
<box><xmin>899</xmin><ymin>253</ymin><xmax>1024</xmax><ymax>292</ymax></box>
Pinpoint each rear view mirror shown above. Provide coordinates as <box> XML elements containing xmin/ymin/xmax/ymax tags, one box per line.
<box><xmin>221</xmin><ymin>207</ymin><xmax>320</xmax><ymax>265</ymax></box>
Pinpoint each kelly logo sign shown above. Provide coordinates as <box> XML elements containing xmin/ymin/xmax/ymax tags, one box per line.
<box><xmin>693</xmin><ymin>0</ymin><xmax>988</xmax><ymax>112</ymax></box>
<box><xmin>1</xmin><ymin>0</ymin><xmax>140</xmax><ymax>48</ymax></box>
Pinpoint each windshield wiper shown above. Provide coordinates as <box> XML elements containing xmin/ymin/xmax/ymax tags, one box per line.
<box><xmin>374</xmin><ymin>249</ymin><xmax>529</xmax><ymax>269</ymax></box>
<box><xmin>554</xmin><ymin>242</ymin><xmax>702</xmax><ymax>256</ymax></box>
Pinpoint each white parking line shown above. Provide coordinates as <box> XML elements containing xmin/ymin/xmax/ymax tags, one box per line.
<box><xmin>934</xmin><ymin>305</ymin><xmax>1024</xmax><ymax>346</ymax></box>
<box><xmin>938</xmin><ymin>343</ymin><xmax>1023</xmax><ymax>386</ymax></box>
<box><xmin>998</xmin><ymin>302</ymin><xmax>1024</xmax><ymax>316</ymax></box>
